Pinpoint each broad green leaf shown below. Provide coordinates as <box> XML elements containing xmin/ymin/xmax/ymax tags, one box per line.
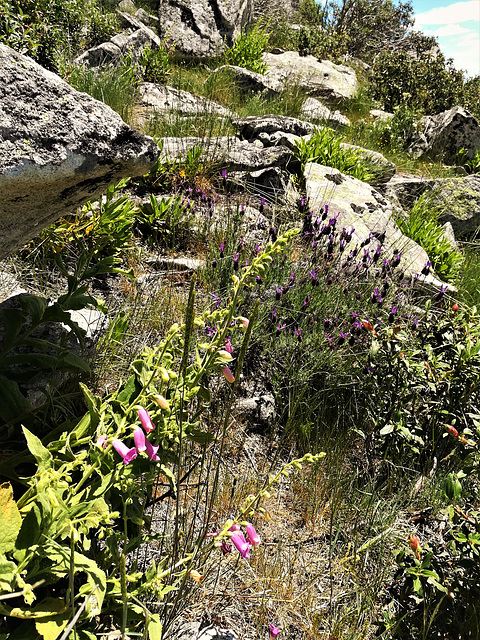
<box><xmin>0</xmin><ymin>376</ymin><xmax>32</xmax><ymax>423</ymax></box>
<box><xmin>22</xmin><ymin>428</ymin><xmax>52</xmax><ymax>472</ymax></box>
<box><xmin>0</xmin><ymin>482</ymin><xmax>22</xmax><ymax>554</ymax></box>
<box><xmin>0</xmin><ymin>307</ymin><xmax>26</xmax><ymax>349</ymax></box>
<box><xmin>131</xmin><ymin>359</ymin><xmax>152</xmax><ymax>387</ymax></box>
<box><xmin>148</xmin><ymin>614</ymin><xmax>162</xmax><ymax>640</ymax></box>
<box><xmin>0</xmin><ymin>553</ymin><xmax>17</xmax><ymax>591</ymax></box>
<box><xmin>10</xmin><ymin>597</ymin><xmax>67</xmax><ymax>620</ymax></box>
<box><xmin>379</xmin><ymin>424</ymin><xmax>394</xmax><ymax>435</ymax></box>
<box><xmin>19</xmin><ymin>295</ymin><xmax>48</xmax><ymax>325</ymax></box>
<box><xmin>34</xmin><ymin>599</ymin><xmax>69</xmax><ymax>640</ymax></box>
<box><xmin>14</xmin><ymin>504</ymin><xmax>42</xmax><ymax>562</ymax></box>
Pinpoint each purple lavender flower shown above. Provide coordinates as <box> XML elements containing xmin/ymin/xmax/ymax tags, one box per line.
<box><xmin>422</xmin><ymin>260</ymin><xmax>432</xmax><ymax>275</ymax></box>
<box><xmin>220</xmin><ymin>242</ymin><xmax>224</xmax><ymax>259</ymax></box>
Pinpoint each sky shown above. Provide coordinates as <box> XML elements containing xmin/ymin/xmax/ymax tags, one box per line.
<box><xmin>412</xmin><ymin>0</ymin><xmax>480</xmax><ymax>77</ymax></box>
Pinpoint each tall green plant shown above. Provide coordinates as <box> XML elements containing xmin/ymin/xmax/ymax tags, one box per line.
<box><xmin>224</xmin><ymin>21</ymin><xmax>270</xmax><ymax>74</ymax></box>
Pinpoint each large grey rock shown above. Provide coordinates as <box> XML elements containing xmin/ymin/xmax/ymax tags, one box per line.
<box><xmin>386</xmin><ymin>173</ymin><xmax>480</xmax><ymax>238</ymax></box>
<box><xmin>134</xmin><ymin>82</ymin><xmax>234</xmax><ymax>126</ymax></box>
<box><xmin>0</xmin><ymin>44</ymin><xmax>159</xmax><ymax>260</ymax></box>
<box><xmin>232</xmin><ymin>114</ymin><xmax>315</xmax><ymax>139</ymax></box>
<box><xmin>408</xmin><ymin>107</ymin><xmax>480</xmax><ymax>164</ymax></box>
<box><xmin>158</xmin><ymin>0</ymin><xmax>254</xmax><ymax>57</ymax></box>
<box><xmin>370</xmin><ymin>109</ymin><xmax>394</xmax><ymax>122</ymax></box>
<box><xmin>341</xmin><ymin>142</ymin><xmax>396</xmax><ymax>184</ymax></box>
<box><xmin>262</xmin><ymin>51</ymin><xmax>358</xmax><ymax>101</ymax></box>
<box><xmin>75</xmin><ymin>23</ymin><xmax>161</xmax><ymax>67</ymax></box>
<box><xmin>159</xmin><ymin>136</ymin><xmax>293</xmax><ymax>171</ymax></box>
<box><xmin>301</xmin><ymin>97</ymin><xmax>350</xmax><ymax>128</ymax></box>
<box><xmin>74</xmin><ymin>41</ymin><xmax>123</xmax><ymax>67</ymax></box>
<box><xmin>207</xmin><ymin>65</ymin><xmax>283</xmax><ymax>96</ymax></box>
<box><xmin>304</xmin><ymin>163</ymin><xmax>449</xmax><ymax>291</ymax></box>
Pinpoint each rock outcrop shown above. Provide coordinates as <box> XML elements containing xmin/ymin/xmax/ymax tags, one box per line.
<box><xmin>133</xmin><ymin>82</ymin><xmax>234</xmax><ymax>128</ymax></box>
<box><xmin>262</xmin><ymin>51</ymin><xmax>358</xmax><ymax>101</ymax></box>
<box><xmin>304</xmin><ymin>163</ymin><xmax>448</xmax><ymax>291</ymax></box>
<box><xmin>0</xmin><ymin>44</ymin><xmax>159</xmax><ymax>260</ymax></box>
<box><xmin>157</xmin><ymin>0</ymin><xmax>254</xmax><ymax>57</ymax></box>
<box><xmin>386</xmin><ymin>173</ymin><xmax>480</xmax><ymax>238</ymax></box>
<box><xmin>74</xmin><ymin>17</ymin><xmax>161</xmax><ymax>67</ymax></box>
<box><xmin>301</xmin><ymin>97</ymin><xmax>351</xmax><ymax>128</ymax></box>
<box><xmin>408</xmin><ymin>106</ymin><xmax>480</xmax><ymax>164</ymax></box>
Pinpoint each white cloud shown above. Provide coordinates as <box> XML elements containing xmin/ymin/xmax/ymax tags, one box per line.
<box><xmin>414</xmin><ymin>1</ymin><xmax>480</xmax><ymax>27</ymax></box>
<box><xmin>432</xmin><ymin>24</ymin><xmax>471</xmax><ymax>36</ymax></box>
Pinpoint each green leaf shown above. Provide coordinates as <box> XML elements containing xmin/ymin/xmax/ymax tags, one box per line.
<box><xmin>148</xmin><ymin>614</ymin><xmax>162</xmax><ymax>640</ymax></box>
<box><xmin>0</xmin><ymin>307</ymin><xmax>27</xmax><ymax>349</ymax></box>
<box><xmin>14</xmin><ymin>504</ymin><xmax>42</xmax><ymax>563</ymax></box>
<box><xmin>34</xmin><ymin>599</ymin><xmax>69</xmax><ymax>640</ymax></box>
<box><xmin>0</xmin><ymin>375</ymin><xmax>32</xmax><ymax>423</ymax></box>
<box><xmin>0</xmin><ymin>553</ymin><xmax>17</xmax><ymax>592</ymax></box>
<box><xmin>0</xmin><ymin>483</ymin><xmax>22</xmax><ymax>554</ymax></box>
<box><xmin>380</xmin><ymin>424</ymin><xmax>394</xmax><ymax>435</ymax></box>
<box><xmin>131</xmin><ymin>359</ymin><xmax>152</xmax><ymax>387</ymax></box>
<box><xmin>22</xmin><ymin>427</ymin><xmax>53</xmax><ymax>472</ymax></box>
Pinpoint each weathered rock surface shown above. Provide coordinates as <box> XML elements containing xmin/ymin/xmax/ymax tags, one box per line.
<box><xmin>134</xmin><ymin>82</ymin><xmax>234</xmax><ymax>125</ymax></box>
<box><xmin>157</xmin><ymin>0</ymin><xmax>254</xmax><ymax>57</ymax></box>
<box><xmin>408</xmin><ymin>106</ymin><xmax>480</xmax><ymax>164</ymax></box>
<box><xmin>75</xmin><ymin>21</ymin><xmax>161</xmax><ymax>66</ymax></box>
<box><xmin>386</xmin><ymin>173</ymin><xmax>480</xmax><ymax>238</ymax></box>
<box><xmin>159</xmin><ymin>136</ymin><xmax>294</xmax><ymax>171</ymax></box>
<box><xmin>370</xmin><ymin>109</ymin><xmax>394</xmax><ymax>122</ymax></box>
<box><xmin>232</xmin><ymin>114</ymin><xmax>315</xmax><ymax>139</ymax></box>
<box><xmin>341</xmin><ymin>142</ymin><xmax>396</xmax><ymax>184</ymax></box>
<box><xmin>0</xmin><ymin>44</ymin><xmax>159</xmax><ymax>260</ymax></box>
<box><xmin>304</xmin><ymin>163</ymin><xmax>449</xmax><ymax>290</ymax></box>
<box><xmin>301</xmin><ymin>97</ymin><xmax>350</xmax><ymax>127</ymax></box>
<box><xmin>207</xmin><ymin>65</ymin><xmax>283</xmax><ymax>96</ymax></box>
<box><xmin>262</xmin><ymin>51</ymin><xmax>358</xmax><ymax>101</ymax></box>
<box><xmin>231</xmin><ymin>115</ymin><xmax>394</xmax><ymax>184</ymax></box>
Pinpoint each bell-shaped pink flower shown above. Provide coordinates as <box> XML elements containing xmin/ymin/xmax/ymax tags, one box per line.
<box><xmin>134</xmin><ymin>427</ymin><xmax>146</xmax><ymax>452</ymax></box>
<box><xmin>145</xmin><ymin>438</ymin><xmax>160</xmax><ymax>461</ymax></box>
<box><xmin>246</xmin><ymin>523</ymin><xmax>261</xmax><ymax>546</ymax></box>
<box><xmin>221</xmin><ymin>366</ymin><xmax>235</xmax><ymax>383</ymax></box>
<box><xmin>231</xmin><ymin>532</ymin><xmax>251</xmax><ymax>559</ymax></box>
<box><xmin>138</xmin><ymin>407</ymin><xmax>155</xmax><ymax>433</ymax></box>
<box><xmin>112</xmin><ymin>438</ymin><xmax>137</xmax><ymax>464</ymax></box>
<box><xmin>229</xmin><ymin>524</ymin><xmax>241</xmax><ymax>532</ymax></box>
<box><xmin>269</xmin><ymin>624</ymin><xmax>281</xmax><ymax>639</ymax></box>
<box><xmin>97</xmin><ymin>436</ymin><xmax>108</xmax><ymax>449</ymax></box>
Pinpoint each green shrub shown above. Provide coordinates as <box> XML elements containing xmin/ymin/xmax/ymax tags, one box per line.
<box><xmin>293</xmin><ymin>127</ymin><xmax>384</xmax><ymax>183</ymax></box>
<box><xmin>372</xmin><ymin>37</ymin><xmax>465</xmax><ymax>115</ymax></box>
<box><xmin>396</xmin><ymin>192</ymin><xmax>464</xmax><ymax>282</ymax></box>
<box><xmin>0</xmin><ymin>0</ymin><xmax>118</xmax><ymax>72</ymax></box>
<box><xmin>224</xmin><ymin>21</ymin><xmax>270</xmax><ymax>74</ymax></box>
<box><xmin>138</xmin><ymin>39</ymin><xmax>175</xmax><ymax>84</ymax></box>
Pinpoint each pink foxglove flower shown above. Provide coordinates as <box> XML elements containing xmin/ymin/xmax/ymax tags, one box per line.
<box><xmin>145</xmin><ymin>438</ymin><xmax>160</xmax><ymax>462</ymax></box>
<box><xmin>269</xmin><ymin>624</ymin><xmax>281</xmax><ymax>639</ymax></box>
<box><xmin>229</xmin><ymin>524</ymin><xmax>241</xmax><ymax>532</ymax></box>
<box><xmin>221</xmin><ymin>366</ymin><xmax>235</xmax><ymax>383</ymax></box>
<box><xmin>134</xmin><ymin>427</ymin><xmax>146</xmax><ymax>453</ymax></box>
<box><xmin>246</xmin><ymin>523</ymin><xmax>261</xmax><ymax>546</ymax></box>
<box><xmin>224</xmin><ymin>338</ymin><xmax>233</xmax><ymax>354</ymax></box>
<box><xmin>97</xmin><ymin>436</ymin><xmax>108</xmax><ymax>449</ymax></box>
<box><xmin>138</xmin><ymin>407</ymin><xmax>155</xmax><ymax>433</ymax></box>
<box><xmin>231</xmin><ymin>532</ymin><xmax>251</xmax><ymax>559</ymax></box>
<box><xmin>112</xmin><ymin>438</ymin><xmax>137</xmax><ymax>465</ymax></box>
